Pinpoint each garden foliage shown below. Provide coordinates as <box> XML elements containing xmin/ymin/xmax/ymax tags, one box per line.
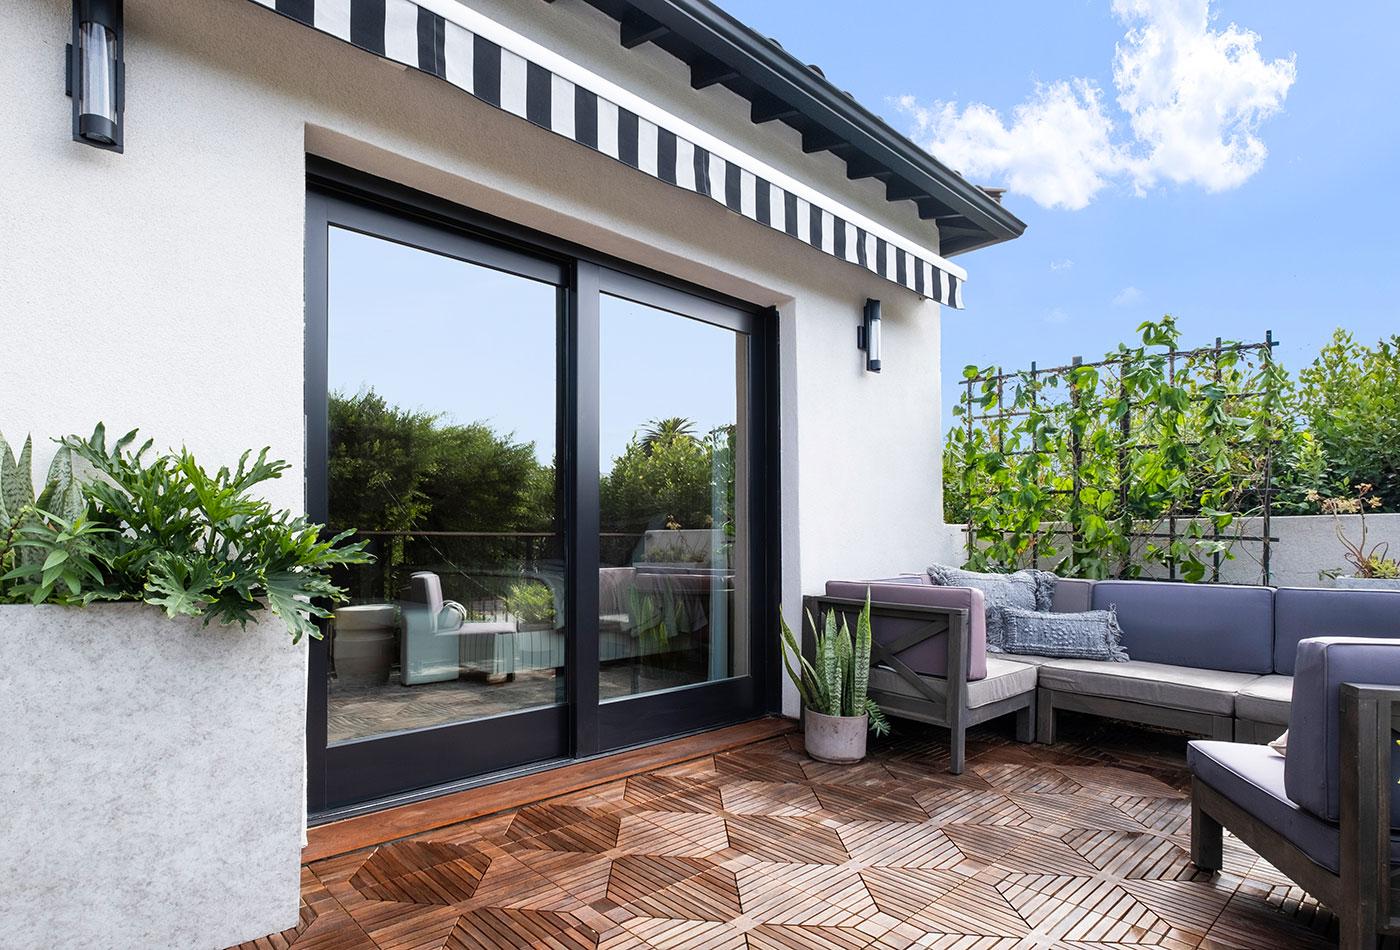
<box><xmin>0</xmin><ymin>425</ymin><xmax>370</xmax><ymax>641</ymax></box>
<box><xmin>945</xmin><ymin>322</ymin><xmax>1400</xmax><ymax>580</ymax></box>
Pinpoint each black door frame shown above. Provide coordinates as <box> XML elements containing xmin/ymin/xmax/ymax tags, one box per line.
<box><xmin>305</xmin><ymin>158</ymin><xmax>781</xmax><ymax>819</ymax></box>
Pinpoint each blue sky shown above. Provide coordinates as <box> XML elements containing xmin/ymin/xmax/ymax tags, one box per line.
<box><xmin>719</xmin><ymin>0</ymin><xmax>1400</xmax><ymax>417</ymax></box>
<box><xmin>329</xmin><ymin>229</ymin><xmax>738</xmax><ymax>465</ymax></box>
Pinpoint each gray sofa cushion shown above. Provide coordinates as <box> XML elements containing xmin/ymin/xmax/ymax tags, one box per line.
<box><xmin>1051</xmin><ymin>578</ymin><xmax>1094</xmax><ymax>613</ymax></box>
<box><xmin>1090</xmin><ymin>580</ymin><xmax>1274</xmax><ymax>674</ymax></box>
<box><xmin>1188</xmin><ymin>740</ymin><xmax>1400</xmax><ymax>874</ymax></box>
<box><xmin>1235</xmin><ymin>674</ymin><xmax>1292</xmax><ymax>726</ymax></box>
<box><xmin>928</xmin><ymin>564</ymin><xmax>1056</xmax><ymax>651</ymax></box>
<box><xmin>827</xmin><ymin>581</ymin><xmax>989</xmax><ymax>681</ymax></box>
<box><xmin>1273</xmin><ymin>587</ymin><xmax>1400</xmax><ymax>675</ymax></box>
<box><xmin>870</xmin><ymin>656</ymin><xmax>1037</xmax><ymax>710</ymax></box>
<box><xmin>1285</xmin><ymin>637</ymin><xmax>1400</xmax><ymax>827</ymax></box>
<box><xmin>996</xmin><ymin>606</ymin><xmax>1128</xmax><ymax>662</ymax></box>
<box><xmin>928</xmin><ymin>564</ymin><xmax>1056</xmax><ymax>611</ymax></box>
<box><xmin>1037</xmin><ymin>658</ymin><xmax>1258</xmax><ymax>715</ymax></box>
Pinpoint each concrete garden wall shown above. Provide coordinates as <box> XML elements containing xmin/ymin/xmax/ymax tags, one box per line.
<box><xmin>935</xmin><ymin>513</ymin><xmax>1400</xmax><ymax>589</ymax></box>
<box><xmin>0</xmin><ymin>604</ymin><xmax>306</xmax><ymax>949</ymax></box>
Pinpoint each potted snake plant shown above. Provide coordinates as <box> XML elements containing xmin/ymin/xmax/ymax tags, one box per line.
<box><xmin>780</xmin><ymin>591</ymin><xmax>890</xmax><ymax>764</ymax></box>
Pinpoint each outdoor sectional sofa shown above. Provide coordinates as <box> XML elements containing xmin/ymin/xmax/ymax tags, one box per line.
<box><xmin>815</xmin><ymin>576</ymin><xmax>1400</xmax><ymax>772</ymax></box>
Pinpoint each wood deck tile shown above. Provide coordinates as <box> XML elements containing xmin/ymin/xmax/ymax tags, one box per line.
<box><xmin>233</xmin><ymin>717</ymin><xmax>1347</xmax><ymax>950</ymax></box>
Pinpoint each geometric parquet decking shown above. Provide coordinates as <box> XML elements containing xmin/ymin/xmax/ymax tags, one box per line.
<box><xmin>233</xmin><ymin>715</ymin><xmax>1345</xmax><ymax>949</ymax></box>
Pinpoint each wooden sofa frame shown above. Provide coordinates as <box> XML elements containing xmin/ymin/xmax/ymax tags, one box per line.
<box><xmin>1037</xmin><ymin>689</ymin><xmax>1237</xmax><ymax>746</ymax></box>
<box><xmin>803</xmin><ymin>595</ymin><xmax>1035</xmax><ymax>774</ymax></box>
<box><xmin>1191</xmin><ymin>683</ymin><xmax>1400</xmax><ymax>950</ymax></box>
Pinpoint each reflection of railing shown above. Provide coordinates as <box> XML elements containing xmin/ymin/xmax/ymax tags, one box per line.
<box><xmin>338</xmin><ymin>530</ymin><xmax>567</xmax><ymax>611</ymax></box>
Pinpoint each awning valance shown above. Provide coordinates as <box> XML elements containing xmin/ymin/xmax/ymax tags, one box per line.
<box><xmin>250</xmin><ymin>0</ymin><xmax>967</xmax><ymax>306</ymax></box>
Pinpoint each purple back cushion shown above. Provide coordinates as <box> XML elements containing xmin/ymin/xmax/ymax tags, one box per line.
<box><xmin>825</xmin><ymin>581</ymin><xmax>988</xmax><ymax>682</ymax></box>
<box><xmin>1090</xmin><ymin>580</ymin><xmax>1274</xmax><ymax>674</ymax></box>
<box><xmin>1273</xmin><ymin>587</ymin><xmax>1400</xmax><ymax>675</ymax></box>
<box><xmin>1284</xmin><ymin>637</ymin><xmax>1400</xmax><ymax>827</ymax></box>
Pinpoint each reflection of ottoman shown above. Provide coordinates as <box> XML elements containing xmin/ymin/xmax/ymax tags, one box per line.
<box><xmin>515</xmin><ymin>623</ymin><xmax>566</xmax><ymax>672</ymax></box>
<box><xmin>333</xmin><ymin>604</ymin><xmax>398</xmax><ymax>685</ymax></box>
<box><xmin>459</xmin><ymin>622</ymin><xmax>517</xmax><ymax>682</ymax></box>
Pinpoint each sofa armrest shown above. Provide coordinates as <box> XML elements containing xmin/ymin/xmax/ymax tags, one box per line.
<box><xmin>825</xmin><ymin>580</ymin><xmax>987</xmax><ymax>680</ymax></box>
<box><xmin>804</xmin><ymin>593</ymin><xmax>972</xmax><ymax>728</ymax></box>
<box><xmin>1340</xmin><ymin>683</ymin><xmax>1400</xmax><ymax>935</ymax></box>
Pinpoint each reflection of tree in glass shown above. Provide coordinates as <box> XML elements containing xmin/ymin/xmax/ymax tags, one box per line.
<box><xmin>639</xmin><ymin>417</ymin><xmax>696</xmax><ymax>455</ymax></box>
<box><xmin>600</xmin><ymin>420</ymin><xmax>737</xmax><ymax>566</ymax></box>
<box><xmin>327</xmin><ymin>389</ymin><xmax>557</xmax><ymax>600</ymax></box>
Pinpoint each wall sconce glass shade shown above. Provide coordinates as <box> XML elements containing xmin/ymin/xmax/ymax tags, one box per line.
<box><xmin>68</xmin><ymin>0</ymin><xmax>123</xmax><ymax>151</ymax></box>
<box><xmin>857</xmin><ymin>298</ymin><xmax>882</xmax><ymax>373</ymax></box>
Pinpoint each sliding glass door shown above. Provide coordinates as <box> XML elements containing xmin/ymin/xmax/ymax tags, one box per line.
<box><xmin>306</xmin><ymin>175</ymin><xmax>774</xmax><ymax>815</ymax></box>
<box><xmin>594</xmin><ymin>277</ymin><xmax>760</xmax><ymax>749</ymax></box>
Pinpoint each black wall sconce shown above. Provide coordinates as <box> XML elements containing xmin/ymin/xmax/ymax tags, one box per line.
<box><xmin>857</xmin><ymin>298</ymin><xmax>882</xmax><ymax>373</ymax></box>
<box><xmin>66</xmin><ymin>0</ymin><xmax>124</xmax><ymax>152</ymax></box>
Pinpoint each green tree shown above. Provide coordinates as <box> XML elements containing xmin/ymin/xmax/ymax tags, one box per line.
<box><xmin>327</xmin><ymin>389</ymin><xmax>438</xmax><ymax>536</ymax></box>
<box><xmin>1295</xmin><ymin>330</ymin><xmax>1400</xmax><ymax>510</ymax></box>
<box><xmin>640</xmin><ymin>417</ymin><xmax>697</xmax><ymax>455</ymax></box>
<box><xmin>601</xmin><ymin>433</ymin><xmax>715</xmax><ymax>535</ymax></box>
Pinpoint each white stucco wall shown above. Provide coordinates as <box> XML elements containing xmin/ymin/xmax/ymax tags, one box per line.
<box><xmin>3</xmin><ymin>0</ymin><xmax>957</xmax><ymax>728</ymax></box>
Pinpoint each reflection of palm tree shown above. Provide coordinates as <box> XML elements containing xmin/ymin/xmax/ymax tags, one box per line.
<box><xmin>640</xmin><ymin>417</ymin><xmax>696</xmax><ymax>455</ymax></box>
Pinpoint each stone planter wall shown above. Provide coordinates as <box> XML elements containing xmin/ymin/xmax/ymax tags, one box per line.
<box><xmin>0</xmin><ymin>603</ymin><xmax>306</xmax><ymax>949</ymax></box>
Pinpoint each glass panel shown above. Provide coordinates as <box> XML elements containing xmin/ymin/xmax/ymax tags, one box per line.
<box><xmin>78</xmin><ymin>21</ymin><xmax>117</xmax><ymax>125</ymax></box>
<box><xmin>599</xmin><ymin>294</ymin><xmax>751</xmax><ymax>701</ymax></box>
<box><xmin>325</xmin><ymin>227</ymin><xmax>564</xmax><ymax>745</ymax></box>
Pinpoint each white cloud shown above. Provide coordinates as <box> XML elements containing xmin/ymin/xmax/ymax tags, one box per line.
<box><xmin>1112</xmin><ymin>286</ymin><xmax>1144</xmax><ymax>306</ymax></box>
<box><xmin>898</xmin><ymin>0</ymin><xmax>1296</xmax><ymax>209</ymax></box>
<box><xmin>1049</xmin><ymin>258</ymin><xmax>1076</xmax><ymax>272</ymax></box>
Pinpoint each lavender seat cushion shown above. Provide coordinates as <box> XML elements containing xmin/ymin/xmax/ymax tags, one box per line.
<box><xmin>1284</xmin><ymin>637</ymin><xmax>1400</xmax><ymax>827</ymax></box>
<box><xmin>826</xmin><ymin>580</ymin><xmax>989</xmax><ymax>682</ymax></box>
<box><xmin>1090</xmin><ymin>580</ymin><xmax>1274</xmax><ymax>674</ymax></box>
<box><xmin>1273</xmin><ymin>587</ymin><xmax>1400</xmax><ymax>675</ymax></box>
<box><xmin>1188</xmin><ymin>740</ymin><xmax>1400</xmax><ymax>874</ymax></box>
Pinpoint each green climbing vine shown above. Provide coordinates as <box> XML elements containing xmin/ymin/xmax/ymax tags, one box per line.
<box><xmin>946</xmin><ymin>317</ymin><xmax>1285</xmax><ymax>582</ymax></box>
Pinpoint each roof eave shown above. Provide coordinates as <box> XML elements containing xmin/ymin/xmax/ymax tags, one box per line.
<box><xmin>560</xmin><ymin>0</ymin><xmax>1027</xmax><ymax>255</ymax></box>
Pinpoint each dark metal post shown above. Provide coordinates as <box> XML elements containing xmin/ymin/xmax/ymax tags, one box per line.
<box><xmin>1117</xmin><ymin>360</ymin><xmax>1132</xmax><ymax>578</ymax></box>
<box><xmin>964</xmin><ymin>375</ymin><xmax>976</xmax><ymax>565</ymax></box>
<box><xmin>1069</xmin><ymin>356</ymin><xmax>1084</xmax><ymax>575</ymax></box>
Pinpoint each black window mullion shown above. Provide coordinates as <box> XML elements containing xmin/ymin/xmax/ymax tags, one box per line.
<box><xmin>304</xmin><ymin>192</ymin><xmax>331</xmax><ymax>815</ymax></box>
<box><xmin>568</xmin><ymin>261</ymin><xmax>602</xmax><ymax>758</ymax></box>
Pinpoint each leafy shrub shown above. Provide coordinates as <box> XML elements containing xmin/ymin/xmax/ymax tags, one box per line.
<box><xmin>1</xmin><ymin>425</ymin><xmax>370</xmax><ymax>642</ymax></box>
<box><xmin>503</xmin><ymin>579</ymin><xmax>555</xmax><ymax>625</ymax></box>
<box><xmin>1295</xmin><ymin>330</ymin><xmax>1400</xmax><ymax>509</ymax></box>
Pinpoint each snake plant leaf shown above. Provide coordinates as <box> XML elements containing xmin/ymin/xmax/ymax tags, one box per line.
<box><xmin>836</xmin><ymin>617</ymin><xmax>854</xmax><ymax>715</ymax></box>
<box><xmin>851</xmin><ymin>590</ymin><xmax>872</xmax><ymax>711</ymax></box>
<box><xmin>819</xmin><ymin>608</ymin><xmax>843</xmax><ymax>716</ymax></box>
<box><xmin>1</xmin><ymin>434</ymin><xmax>36</xmax><ymax>528</ymax></box>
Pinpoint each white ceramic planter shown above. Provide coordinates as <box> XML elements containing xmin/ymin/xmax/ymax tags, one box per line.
<box><xmin>0</xmin><ymin>603</ymin><xmax>306</xmax><ymax>949</ymax></box>
<box><xmin>1335</xmin><ymin>576</ymin><xmax>1400</xmax><ymax>591</ymax></box>
<box><xmin>803</xmin><ymin>709</ymin><xmax>869</xmax><ymax>764</ymax></box>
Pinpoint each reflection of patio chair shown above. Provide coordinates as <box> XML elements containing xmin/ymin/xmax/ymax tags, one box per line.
<box><xmin>401</xmin><ymin>572</ymin><xmax>515</xmax><ymax>686</ymax></box>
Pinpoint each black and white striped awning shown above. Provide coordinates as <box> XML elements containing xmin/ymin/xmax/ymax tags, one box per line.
<box><xmin>250</xmin><ymin>0</ymin><xmax>967</xmax><ymax>306</ymax></box>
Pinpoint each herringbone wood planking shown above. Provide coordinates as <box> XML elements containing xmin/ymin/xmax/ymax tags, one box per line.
<box><xmin>234</xmin><ymin>717</ymin><xmax>1347</xmax><ymax>949</ymax></box>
